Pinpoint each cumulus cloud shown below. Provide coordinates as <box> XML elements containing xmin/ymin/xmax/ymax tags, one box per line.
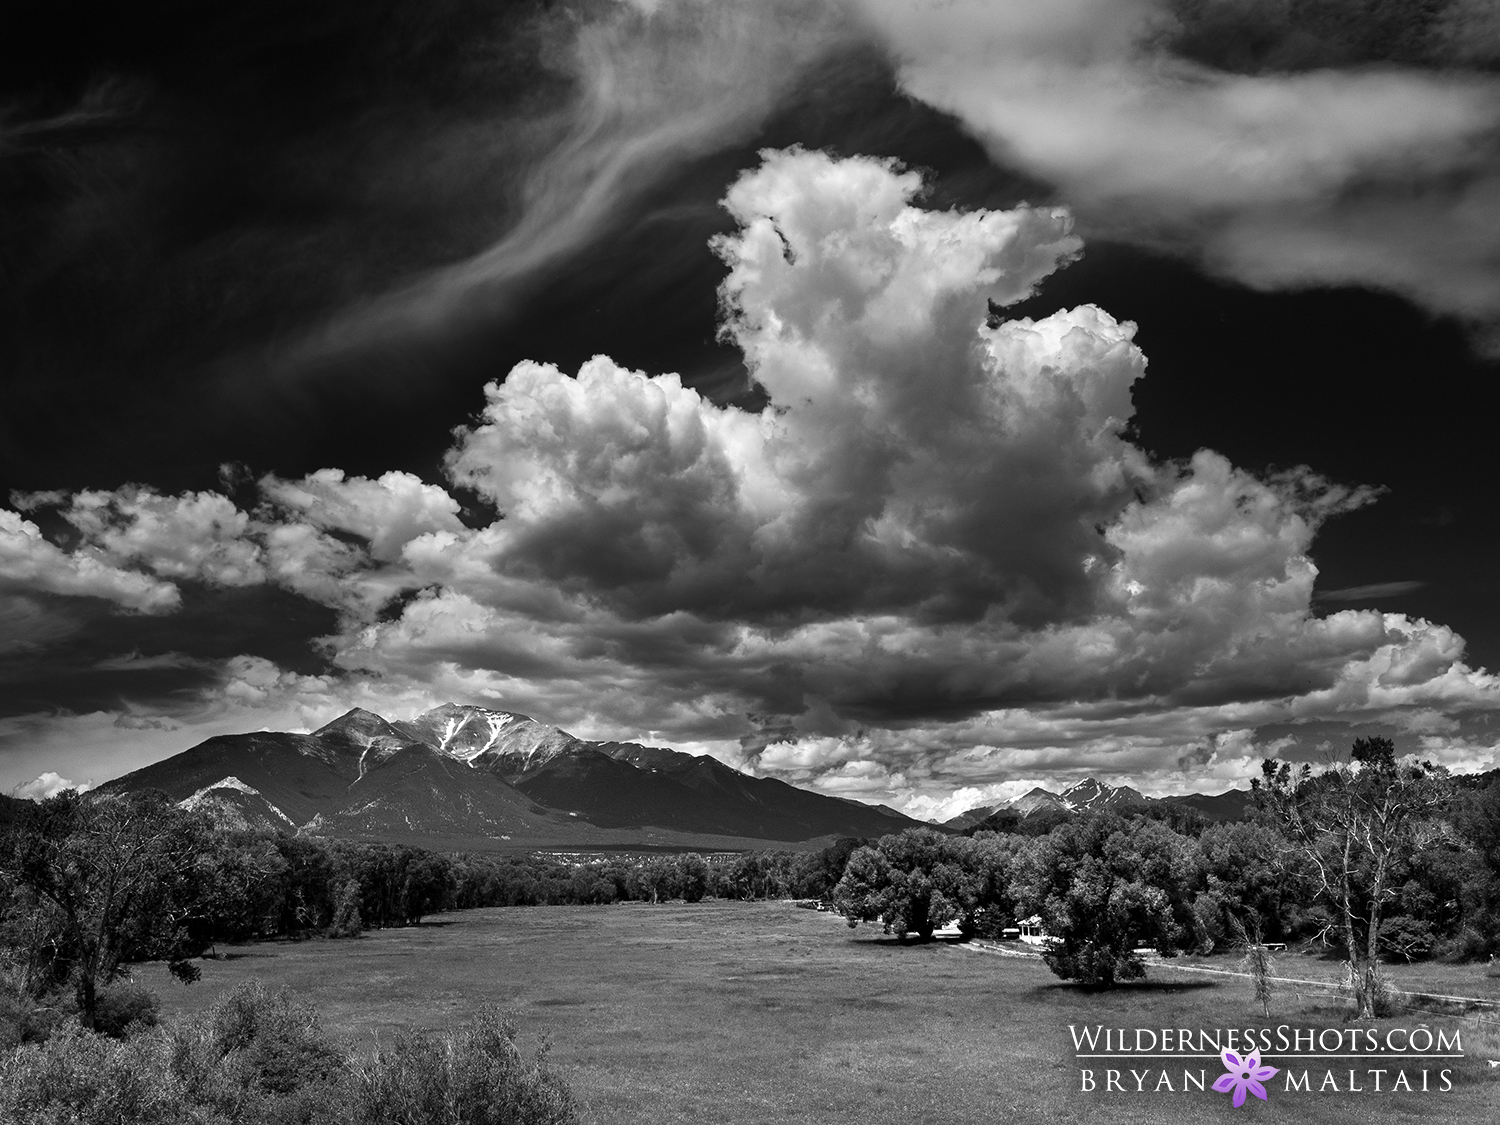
<box><xmin>12</xmin><ymin>772</ymin><xmax>91</xmax><ymax>801</ymax></box>
<box><xmin>851</xmin><ymin>0</ymin><xmax>1500</xmax><ymax>346</ymax></box>
<box><xmin>259</xmin><ymin>470</ymin><xmax>465</xmax><ymax>563</ymax></box>
<box><xmin>10</xmin><ymin>473</ymin><xmax>461</xmax><ymax>625</ymax></box>
<box><xmin>8</xmin><ymin>148</ymin><xmax>1500</xmax><ymax>811</ymax></box>
<box><xmin>61</xmin><ymin>487</ymin><xmax>265</xmax><ymax>587</ymax></box>
<box><xmin>319</xmin><ymin>150</ymin><xmax>1500</xmax><ymax>806</ymax></box>
<box><xmin>0</xmin><ymin>509</ymin><xmax>179</xmax><ymax>614</ymax></box>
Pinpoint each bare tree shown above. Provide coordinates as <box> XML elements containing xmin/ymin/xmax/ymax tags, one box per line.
<box><xmin>1254</xmin><ymin>737</ymin><xmax>1449</xmax><ymax>1018</ymax></box>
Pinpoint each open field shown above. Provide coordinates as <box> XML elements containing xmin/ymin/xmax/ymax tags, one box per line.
<box><xmin>142</xmin><ymin>902</ymin><xmax>1500</xmax><ymax>1124</ymax></box>
<box><xmin>972</xmin><ymin>942</ymin><xmax>1500</xmax><ymax>1010</ymax></box>
<box><xmin>1164</xmin><ymin>949</ymin><xmax>1500</xmax><ymax>1009</ymax></box>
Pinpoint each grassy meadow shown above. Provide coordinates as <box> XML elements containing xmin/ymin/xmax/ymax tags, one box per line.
<box><xmin>140</xmin><ymin>901</ymin><xmax>1500</xmax><ymax>1125</ymax></box>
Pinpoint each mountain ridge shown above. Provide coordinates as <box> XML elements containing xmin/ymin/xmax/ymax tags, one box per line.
<box><xmin>942</xmin><ymin>777</ymin><xmax>1252</xmax><ymax>828</ymax></box>
<box><xmin>101</xmin><ymin>704</ymin><xmax>934</xmax><ymax>848</ymax></box>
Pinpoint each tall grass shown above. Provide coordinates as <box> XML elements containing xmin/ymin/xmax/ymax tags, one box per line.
<box><xmin>0</xmin><ymin>980</ymin><xmax>579</xmax><ymax>1125</ymax></box>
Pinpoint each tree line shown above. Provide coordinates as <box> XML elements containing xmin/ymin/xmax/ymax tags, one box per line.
<box><xmin>0</xmin><ymin>789</ymin><xmax>862</xmax><ymax>1030</ymax></box>
<box><xmin>5</xmin><ymin>737</ymin><xmax>1497</xmax><ymax>1031</ymax></box>
<box><xmin>831</xmin><ymin>739</ymin><xmax>1500</xmax><ymax>1012</ymax></box>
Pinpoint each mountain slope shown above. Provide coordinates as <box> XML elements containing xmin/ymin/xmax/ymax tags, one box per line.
<box><xmin>309</xmin><ymin>743</ymin><xmax>571</xmax><ymax>841</ymax></box>
<box><xmin>956</xmin><ymin>778</ymin><xmax>1254</xmax><ymax>831</ymax></box>
<box><xmin>101</xmin><ymin>704</ymin><xmax>936</xmax><ymax>846</ymax></box>
<box><xmin>594</xmin><ymin>739</ymin><xmax>934</xmax><ymax>839</ymax></box>
<box><xmin>943</xmin><ymin>804</ymin><xmax>1001</xmax><ymax>829</ymax></box>
<box><xmin>1158</xmin><ymin>788</ymin><xmax>1254</xmax><ymax>822</ymax></box>
<box><xmin>98</xmin><ymin>731</ymin><xmax>360</xmax><ymax>826</ymax></box>
<box><xmin>392</xmin><ymin>704</ymin><xmax>584</xmax><ymax>777</ymax></box>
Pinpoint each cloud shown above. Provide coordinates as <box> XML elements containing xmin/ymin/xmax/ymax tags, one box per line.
<box><xmin>1318</xmin><ymin>580</ymin><xmax>1426</xmax><ymax>602</ymax></box>
<box><xmin>93</xmin><ymin>651</ymin><xmax>204</xmax><ymax>672</ymax></box>
<box><xmin>16</xmin><ymin>475</ymin><xmax>450</xmax><ymax>625</ymax></box>
<box><xmin>61</xmin><ymin>487</ymin><xmax>265</xmax><ymax>587</ymax></box>
<box><xmin>7</xmin><ymin>148</ymin><xmax>1500</xmax><ymax>812</ymax></box>
<box><xmin>331</xmin><ymin>152</ymin><xmax>1500</xmax><ymax>786</ymax></box>
<box><xmin>259</xmin><ymin>470</ymin><xmax>465</xmax><ymax>563</ymax></box>
<box><xmin>0</xmin><ymin>509</ymin><xmax>179</xmax><ymax>614</ymax></box>
<box><xmin>296</xmin><ymin>0</ymin><xmax>859</xmax><ymax>363</ymax></box>
<box><xmin>12</xmin><ymin>772</ymin><xmax>91</xmax><ymax>801</ymax></box>
<box><xmin>851</xmin><ymin>0</ymin><xmax>1500</xmax><ymax>346</ymax></box>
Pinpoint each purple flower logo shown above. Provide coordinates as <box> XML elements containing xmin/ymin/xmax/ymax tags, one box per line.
<box><xmin>1213</xmin><ymin>1048</ymin><xmax>1278</xmax><ymax>1107</ymax></box>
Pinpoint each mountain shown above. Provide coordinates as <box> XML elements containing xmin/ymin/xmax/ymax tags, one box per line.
<box><xmin>942</xmin><ymin>804</ymin><xmax>1001</xmax><ymax>829</ymax></box>
<box><xmin>593</xmin><ymin>740</ymin><xmax>935</xmax><ymax>839</ymax></box>
<box><xmin>179</xmin><ymin>777</ymin><xmax>298</xmax><ymax>833</ymax></box>
<box><xmin>101</xmin><ymin>704</ymin><xmax>934</xmax><ymax>848</ymax></box>
<box><xmin>306</xmin><ymin>743</ymin><xmax>567</xmax><ymax>840</ymax></box>
<box><xmin>958</xmin><ymin>778</ymin><xmax>1253</xmax><ymax>831</ymax></box>
<box><xmin>99</xmin><ymin>730</ymin><xmax>363</xmax><ymax>826</ymax></box>
<box><xmin>1008</xmin><ymin>787</ymin><xmax>1075</xmax><ymax>817</ymax></box>
<box><xmin>1060</xmin><ymin>778</ymin><xmax>1150</xmax><ymax>812</ymax></box>
<box><xmin>390</xmin><ymin>704</ymin><xmax>585</xmax><ymax>777</ymax></box>
<box><xmin>1158</xmin><ymin>788</ymin><xmax>1254</xmax><ymax>822</ymax></box>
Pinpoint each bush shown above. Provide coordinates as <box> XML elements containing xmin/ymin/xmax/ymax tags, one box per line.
<box><xmin>0</xmin><ymin>990</ymin><xmax>66</xmax><ymax>1049</ymax></box>
<box><xmin>94</xmin><ymin>982</ymin><xmax>161</xmax><ymax>1039</ymax></box>
<box><xmin>207</xmin><ymin>981</ymin><xmax>344</xmax><ymax>1095</ymax></box>
<box><xmin>0</xmin><ymin>980</ymin><xmax>581</xmax><ymax>1125</ymax></box>
<box><xmin>349</xmin><ymin>1006</ymin><xmax>578</xmax><ymax>1125</ymax></box>
<box><xmin>1379</xmin><ymin>915</ymin><xmax>1436</xmax><ymax>962</ymax></box>
<box><xmin>0</xmin><ymin>1023</ymin><xmax>180</xmax><ymax>1124</ymax></box>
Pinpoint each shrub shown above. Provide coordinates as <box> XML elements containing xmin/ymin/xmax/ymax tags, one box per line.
<box><xmin>0</xmin><ymin>981</ymin><xmax>582</xmax><ymax>1125</ymax></box>
<box><xmin>0</xmin><ymin>1023</ymin><xmax>178</xmax><ymax>1124</ymax></box>
<box><xmin>349</xmin><ymin>1006</ymin><xmax>578</xmax><ymax>1125</ymax></box>
<box><xmin>1378</xmin><ymin>915</ymin><xmax>1436</xmax><ymax>962</ymax></box>
<box><xmin>94</xmin><ymin>982</ymin><xmax>161</xmax><ymax>1039</ymax></box>
<box><xmin>0</xmin><ymin>990</ymin><xmax>66</xmax><ymax>1049</ymax></box>
<box><xmin>207</xmin><ymin>980</ymin><xmax>344</xmax><ymax>1095</ymax></box>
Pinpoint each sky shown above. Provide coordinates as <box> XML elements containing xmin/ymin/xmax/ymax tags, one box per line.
<box><xmin>4</xmin><ymin>0</ymin><xmax>1500</xmax><ymax>819</ymax></box>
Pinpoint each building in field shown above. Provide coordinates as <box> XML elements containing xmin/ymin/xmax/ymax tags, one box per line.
<box><xmin>1018</xmin><ymin>915</ymin><xmax>1051</xmax><ymax>946</ymax></box>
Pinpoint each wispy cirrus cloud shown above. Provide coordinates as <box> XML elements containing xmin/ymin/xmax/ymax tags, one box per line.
<box><xmin>1317</xmin><ymin>580</ymin><xmax>1426</xmax><ymax>603</ymax></box>
<box><xmin>291</xmin><ymin>0</ymin><xmax>859</xmax><ymax>367</ymax></box>
<box><xmin>851</xmin><ymin>0</ymin><xmax>1500</xmax><ymax>349</ymax></box>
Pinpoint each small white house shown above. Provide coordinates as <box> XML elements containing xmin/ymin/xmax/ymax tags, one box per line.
<box><xmin>1018</xmin><ymin>914</ymin><xmax>1051</xmax><ymax>946</ymax></box>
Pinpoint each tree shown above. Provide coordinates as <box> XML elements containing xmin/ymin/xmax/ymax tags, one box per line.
<box><xmin>675</xmin><ymin>854</ymin><xmax>709</xmax><ymax>903</ymax></box>
<box><xmin>832</xmin><ymin>829</ymin><xmax>980</xmax><ymax>940</ymax></box>
<box><xmin>1192</xmin><ymin>821</ymin><xmax>1300</xmax><ymax>950</ymax></box>
<box><xmin>966</xmin><ymin>831</ymin><xmax>1027</xmax><ymax>936</ymax></box>
<box><xmin>1014</xmin><ymin>814</ymin><xmax>1197</xmax><ymax>987</ymax></box>
<box><xmin>1451</xmin><ymin>775</ymin><xmax>1500</xmax><ymax>955</ymax></box>
<box><xmin>1254</xmin><ymin>738</ymin><xmax>1450</xmax><ymax>1017</ymax></box>
<box><xmin>633</xmin><ymin>856</ymin><xmax>678</xmax><ymax>903</ymax></box>
<box><xmin>3</xmin><ymin>790</ymin><xmax>215</xmax><ymax>1028</ymax></box>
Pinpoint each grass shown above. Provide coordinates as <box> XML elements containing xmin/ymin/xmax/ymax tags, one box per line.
<box><xmin>136</xmin><ymin>902</ymin><xmax>1500</xmax><ymax>1124</ymax></box>
<box><xmin>1168</xmin><ymin>946</ymin><xmax>1500</xmax><ymax>1005</ymax></box>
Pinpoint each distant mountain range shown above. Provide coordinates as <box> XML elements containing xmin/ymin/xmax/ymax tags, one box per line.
<box><xmin>98</xmin><ymin>704</ymin><xmax>928</xmax><ymax>851</ymax></box>
<box><xmin>942</xmin><ymin>778</ymin><xmax>1253</xmax><ymax>829</ymax></box>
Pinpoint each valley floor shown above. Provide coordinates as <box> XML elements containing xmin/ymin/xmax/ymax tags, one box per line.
<box><xmin>142</xmin><ymin>902</ymin><xmax>1500</xmax><ymax>1124</ymax></box>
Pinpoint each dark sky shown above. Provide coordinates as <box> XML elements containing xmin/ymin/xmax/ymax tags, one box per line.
<box><xmin>3</xmin><ymin>0</ymin><xmax>1499</xmax><ymax>815</ymax></box>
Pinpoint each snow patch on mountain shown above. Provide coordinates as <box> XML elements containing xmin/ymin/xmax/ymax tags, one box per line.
<box><xmin>179</xmin><ymin>775</ymin><xmax>295</xmax><ymax>826</ymax></box>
